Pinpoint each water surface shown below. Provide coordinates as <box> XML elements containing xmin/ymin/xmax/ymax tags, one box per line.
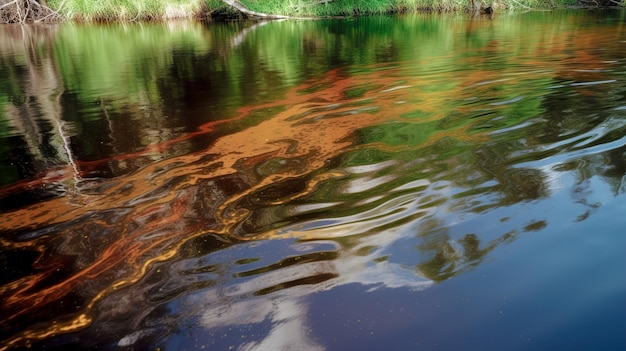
<box><xmin>1</xmin><ymin>10</ymin><xmax>625</xmax><ymax>350</ymax></box>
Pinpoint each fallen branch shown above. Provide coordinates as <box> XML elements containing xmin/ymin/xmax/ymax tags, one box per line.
<box><xmin>221</xmin><ymin>0</ymin><xmax>291</xmax><ymax>19</ymax></box>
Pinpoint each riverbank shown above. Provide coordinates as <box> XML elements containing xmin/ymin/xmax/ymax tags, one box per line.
<box><xmin>3</xmin><ymin>0</ymin><xmax>616</xmax><ymax>23</ymax></box>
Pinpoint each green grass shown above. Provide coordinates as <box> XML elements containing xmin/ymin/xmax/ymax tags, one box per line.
<box><xmin>47</xmin><ymin>0</ymin><xmax>207</xmax><ymax>21</ymax></box>
<box><xmin>44</xmin><ymin>0</ymin><xmax>610</xmax><ymax>21</ymax></box>
<box><xmin>233</xmin><ymin>0</ymin><xmax>574</xmax><ymax>16</ymax></box>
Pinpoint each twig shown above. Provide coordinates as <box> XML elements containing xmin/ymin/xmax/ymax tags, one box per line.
<box><xmin>130</xmin><ymin>3</ymin><xmax>141</xmax><ymax>21</ymax></box>
<box><xmin>1</xmin><ymin>0</ymin><xmax>64</xmax><ymax>23</ymax></box>
<box><xmin>23</xmin><ymin>0</ymin><xmax>31</xmax><ymax>22</ymax></box>
<box><xmin>36</xmin><ymin>0</ymin><xmax>66</xmax><ymax>22</ymax></box>
<box><xmin>0</xmin><ymin>0</ymin><xmax>18</xmax><ymax>11</ymax></box>
<box><xmin>15</xmin><ymin>0</ymin><xmax>23</xmax><ymax>22</ymax></box>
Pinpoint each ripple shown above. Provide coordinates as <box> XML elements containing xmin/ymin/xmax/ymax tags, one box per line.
<box><xmin>570</xmin><ymin>79</ymin><xmax>617</xmax><ymax>86</ymax></box>
<box><xmin>490</xmin><ymin>96</ymin><xmax>525</xmax><ymax>106</ymax></box>
<box><xmin>514</xmin><ymin>134</ymin><xmax>626</xmax><ymax>170</ymax></box>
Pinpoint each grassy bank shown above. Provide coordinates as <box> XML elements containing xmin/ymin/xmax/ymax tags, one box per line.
<box><xmin>44</xmin><ymin>0</ymin><xmax>210</xmax><ymax>21</ymax></box>
<box><xmin>216</xmin><ymin>0</ymin><xmax>558</xmax><ymax>17</ymax></box>
<box><xmin>42</xmin><ymin>0</ymin><xmax>619</xmax><ymax>21</ymax></box>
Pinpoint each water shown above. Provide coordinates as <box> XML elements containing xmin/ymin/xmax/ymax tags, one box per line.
<box><xmin>0</xmin><ymin>10</ymin><xmax>625</xmax><ymax>350</ymax></box>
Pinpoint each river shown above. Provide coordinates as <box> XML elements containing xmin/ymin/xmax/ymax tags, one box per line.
<box><xmin>0</xmin><ymin>9</ymin><xmax>625</xmax><ymax>351</ymax></box>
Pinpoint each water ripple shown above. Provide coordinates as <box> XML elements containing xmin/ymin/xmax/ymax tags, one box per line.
<box><xmin>1</xmin><ymin>13</ymin><xmax>625</xmax><ymax>350</ymax></box>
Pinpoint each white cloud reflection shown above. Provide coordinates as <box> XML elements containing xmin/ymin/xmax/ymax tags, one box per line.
<box><xmin>115</xmin><ymin>177</ymin><xmax>441</xmax><ymax>350</ymax></box>
<box><xmin>185</xmin><ymin>203</ymin><xmax>435</xmax><ymax>351</ymax></box>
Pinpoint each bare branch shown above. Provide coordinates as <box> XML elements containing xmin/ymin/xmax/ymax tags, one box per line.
<box><xmin>0</xmin><ymin>0</ymin><xmax>63</xmax><ymax>23</ymax></box>
<box><xmin>36</xmin><ymin>0</ymin><xmax>66</xmax><ymax>22</ymax></box>
<box><xmin>0</xmin><ymin>0</ymin><xmax>18</xmax><ymax>11</ymax></box>
<box><xmin>221</xmin><ymin>0</ymin><xmax>292</xmax><ymax>19</ymax></box>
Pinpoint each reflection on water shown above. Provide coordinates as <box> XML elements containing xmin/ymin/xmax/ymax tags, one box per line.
<box><xmin>1</xmin><ymin>10</ymin><xmax>625</xmax><ymax>350</ymax></box>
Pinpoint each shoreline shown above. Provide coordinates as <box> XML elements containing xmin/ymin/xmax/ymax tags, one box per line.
<box><xmin>0</xmin><ymin>0</ymin><xmax>623</xmax><ymax>24</ymax></box>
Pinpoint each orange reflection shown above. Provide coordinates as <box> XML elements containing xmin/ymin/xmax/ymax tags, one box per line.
<box><xmin>0</xmin><ymin>65</ymin><xmax>447</xmax><ymax>349</ymax></box>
